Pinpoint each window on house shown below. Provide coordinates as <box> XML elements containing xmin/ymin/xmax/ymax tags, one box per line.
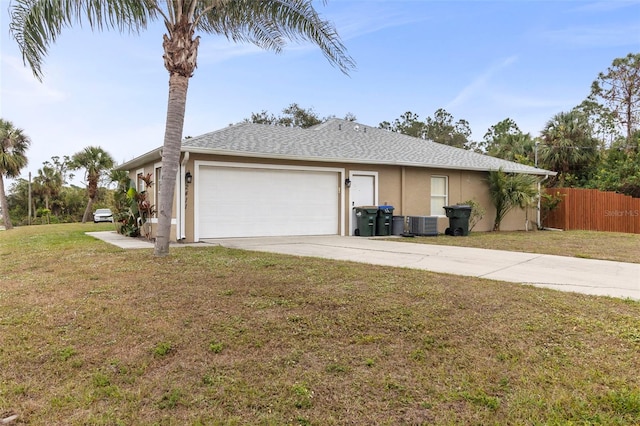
<box><xmin>136</xmin><ymin>171</ymin><xmax>144</xmax><ymax>192</ymax></box>
<box><xmin>430</xmin><ymin>176</ymin><xmax>448</xmax><ymax>216</ymax></box>
<box><xmin>155</xmin><ymin>167</ymin><xmax>162</xmax><ymax>210</ymax></box>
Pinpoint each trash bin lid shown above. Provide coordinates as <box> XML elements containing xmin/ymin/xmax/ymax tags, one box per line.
<box><xmin>378</xmin><ymin>205</ymin><xmax>394</xmax><ymax>212</ymax></box>
<box><xmin>354</xmin><ymin>206</ymin><xmax>379</xmax><ymax>213</ymax></box>
<box><xmin>444</xmin><ymin>205</ymin><xmax>471</xmax><ymax>210</ymax></box>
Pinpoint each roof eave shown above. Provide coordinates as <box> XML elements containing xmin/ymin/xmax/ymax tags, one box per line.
<box><xmin>115</xmin><ymin>147</ymin><xmax>163</xmax><ymax>171</ymax></box>
<box><xmin>182</xmin><ymin>146</ymin><xmax>556</xmax><ymax>176</ymax></box>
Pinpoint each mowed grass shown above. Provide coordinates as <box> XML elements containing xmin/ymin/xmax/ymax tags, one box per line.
<box><xmin>1</xmin><ymin>224</ymin><xmax>639</xmax><ymax>425</ymax></box>
<box><xmin>400</xmin><ymin>229</ymin><xmax>640</xmax><ymax>263</ymax></box>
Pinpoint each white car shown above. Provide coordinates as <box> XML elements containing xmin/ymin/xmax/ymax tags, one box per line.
<box><xmin>93</xmin><ymin>208</ymin><xmax>113</xmax><ymax>223</ymax></box>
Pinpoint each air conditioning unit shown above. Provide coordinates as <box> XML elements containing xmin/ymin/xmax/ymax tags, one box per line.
<box><xmin>407</xmin><ymin>216</ymin><xmax>438</xmax><ymax>236</ymax></box>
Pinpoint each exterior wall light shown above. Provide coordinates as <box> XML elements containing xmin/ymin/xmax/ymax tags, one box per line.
<box><xmin>345</xmin><ymin>178</ymin><xmax>351</xmax><ymax>188</ymax></box>
<box><xmin>185</xmin><ymin>171</ymin><xmax>193</xmax><ymax>184</ymax></box>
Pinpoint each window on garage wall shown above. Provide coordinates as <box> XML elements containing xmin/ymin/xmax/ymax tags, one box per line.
<box><xmin>430</xmin><ymin>176</ymin><xmax>448</xmax><ymax>216</ymax></box>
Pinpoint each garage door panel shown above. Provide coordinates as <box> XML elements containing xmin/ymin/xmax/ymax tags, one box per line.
<box><xmin>198</xmin><ymin>166</ymin><xmax>339</xmax><ymax>239</ymax></box>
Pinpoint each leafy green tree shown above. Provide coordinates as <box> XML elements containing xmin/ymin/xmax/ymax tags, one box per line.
<box><xmin>538</xmin><ymin>110</ymin><xmax>600</xmax><ymax>187</ymax></box>
<box><xmin>483</xmin><ymin>118</ymin><xmax>536</xmax><ymax>165</ymax></box>
<box><xmin>57</xmin><ymin>185</ymin><xmax>87</xmax><ymax>222</ymax></box>
<box><xmin>379</xmin><ymin>109</ymin><xmax>474</xmax><ymax>149</ymax></box>
<box><xmin>575</xmin><ymin>99</ymin><xmax>620</xmax><ymax>149</ymax></box>
<box><xmin>343</xmin><ymin>112</ymin><xmax>357</xmax><ymax>122</ymax></box>
<box><xmin>279</xmin><ymin>103</ymin><xmax>322</xmax><ymax>128</ymax></box>
<box><xmin>424</xmin><ymin>108</ymin><xmax>472</xmax><ymax>149</ymax></box>
<box><xmin>490</xmin><ymin>133</ymin><xmax>536</xmax><ymax>166</ymax></box>
<box><xmin>70</xmin><ymin>146</ymin><xmax>115</xmax><ymax>223</ymax></box>
<box><xmin>379</xmin><ymin>111</ymin><xmax>425</xmax><ymax>138</ymax></box>
<box><xmin>588</xmin><ymin>53</ymin><xmax>640</xmax><ymax>151</ymax></box>
<box><xmin>483</xmin><ymin>118</ymin><xmax>521</xmax><ymax>143</ymax></box>
<box><xmin>11</xmin><ymin>0</ymin><xmax>354</xmax><ymax>257</ymax></box>
<box><xmin>33</xmin><ymin>164</ymin><xmax>63</xmax><ymax>212</ymax></box>
<box><xmin>589</xmin><ymin>131</ymin><xmax>640</xmax><ymax>197</ymax></box>
<box><xmin>109</xmin><ymin>169</ymin><xmax>132</xmax><ymax>214</ymax></box>
<box><xmin>247</xmin><ymin>104</ymin><xmax>356</xmax><ymax>128</ymax></box>
<box><xmin>487</xmin><ymin>169</ymin><xmax>538</xmax><ymax>231</ymax></box>
<box><xmin>6</xmin><ymin>178</ymin><xmax>30</xmax><ymax>225</ymax></box>
<box><xmin>247</xmin><ymin>103</ymin><xmax>322</xmax><ymax>128</ymax></box>
<box><xmin>0</xmin><ymin>119</ymin><xmax>31</xmax><ymax>230</ymax></box>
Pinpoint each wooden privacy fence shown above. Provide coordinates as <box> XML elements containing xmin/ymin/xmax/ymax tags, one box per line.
<box><xmin>544</xmin><ymin>188</ymin><xmax>640</xmax><ymax>234</ymax></box>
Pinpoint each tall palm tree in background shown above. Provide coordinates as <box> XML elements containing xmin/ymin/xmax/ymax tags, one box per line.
<box><xmin>486</xmin><ymin>133</ymin><xmax>536</xmax><ymax>166</ymax></box>
<box><xmin>0</xmin><ymin>118</ymin><xmax>31</xmax><ymax>230</ymax></box>
<box><xmin>539</xmin><ymin>110</ymin><xmax>599</xmax><ymax>187</ymax></box>
<box><xmin>70</xmin><ymin>146</ymin><xmax>115</xmax><ymax>223</ymax></box>
<box><xmin>10</xmin><ymin>0</ymin><xmax>355</xmax><ymax>256</ymax></box>
<box><xmin>33</xmin><ymin>164</ymin><xmax>63</xmax><ymax>212</ymax></box>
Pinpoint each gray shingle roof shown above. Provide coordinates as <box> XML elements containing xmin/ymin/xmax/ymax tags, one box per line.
<box><xmin>118</xmin><ymin>118</ymin><xmax>554</xmax><ymax>175</ymax></box>
<box><xmin>181</xmin><ymin>118</ymin><xmax>553</xmax><ymax>175</ymax></box>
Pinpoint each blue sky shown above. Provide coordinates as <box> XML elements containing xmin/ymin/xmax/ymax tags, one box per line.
<box><xmin>1</xmin><ymin>0</ymin><xmax>639</xmax><ymax>185</ymax></box>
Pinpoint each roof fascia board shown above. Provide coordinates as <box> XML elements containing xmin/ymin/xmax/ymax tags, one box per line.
<box><xmin>182</xmin><ymin>147</ymin><xmax>556</xmax><ymax>176</ymax></box>
<box><xmin>115</xmin><ymin>147</ymin><xmax>163</xmax><ymax>171</ymax></box>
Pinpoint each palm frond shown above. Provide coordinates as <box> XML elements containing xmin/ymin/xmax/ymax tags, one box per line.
<box><xmin>0</xmin><ymin>119</ymin><xmax>31</xmax><ymax>178</ymax></box>
<box><xmin>196</xmin><ymin>0</ymin><xmax>355</xmax><ymax>75</ymax></box>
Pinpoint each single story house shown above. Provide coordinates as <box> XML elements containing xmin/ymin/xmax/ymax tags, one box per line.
<box><xmin>116</xmin><ymin>118</ymin><xmax>554</xmax><ymax>242</ymax></box>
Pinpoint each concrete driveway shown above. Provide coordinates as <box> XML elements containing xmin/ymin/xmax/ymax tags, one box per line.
<box><xmin>87</xmin><ymin>232</ymin><xmax>639</xmax><ymax>300</ymax></box>
<box><xmin>203</xmin><ymin>235</ymin><xmax>640</xmax><ymax>301</ymax></box>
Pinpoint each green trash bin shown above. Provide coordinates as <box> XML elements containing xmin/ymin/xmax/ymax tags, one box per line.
<box><xmin>376</xmin><ymin>206</ymin><xmax>394</xmax><ymax>236</ymax></box>
<box><xmin>354</xmin><ymin>206</ymin><xmax>378</xmax><ymax>236</ymax></box>
<box><xmin>443</xmin><ymin>205</ymin><xmax>472</xmax><ymax>236</ymax></box>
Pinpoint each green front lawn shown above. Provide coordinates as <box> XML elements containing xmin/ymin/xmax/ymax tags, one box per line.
<box><xmin>1</xmin><ymin>224</ymin><xmax>639</xmax><ymax>424</ymax></box>
<box><xmin>395</xmin><ymin>229</ymin><xmax>640</xmax><ymax>263</ymax></box>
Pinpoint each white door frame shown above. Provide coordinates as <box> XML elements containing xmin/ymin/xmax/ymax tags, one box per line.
<box><xmin>348</xmin><ymin>170</ymin><xmax>378</xmax><ymax>235</ymax></box>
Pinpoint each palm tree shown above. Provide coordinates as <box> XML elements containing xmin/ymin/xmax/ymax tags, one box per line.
<box><xmin>0</xmin><ymin>119</ymin><xmax>31</xmax><ymax>230</ymax></box>
<box><xmin>487</xmin><ymin>169</ymin><xmax>538</xmax><ymax>231</ymax></box>
<box><xmin>33</xmin><ymin>164</ymin><xmax>63</xmax><ymax>212</ymax></box>
<box><xmin>539</xmin><ymin>110</ymin><xmax>599</xmax><ymax>186</ymax></box>
<box><xmin>70</xmin><ymin>146</ymin><xmax>115</xmax><ymax>223</ymax></box>
<box><xmin>109</xmin><ymin>169</ymin><xmax>133</xmax><ymax>216</ymax></box>
<box><xmin>10</xmin><ymin>1</ymin><xmax>355</xmax><ymax>256</ymax></box>
<box><xmin>486</xmin><ymin>133</ymin><xmax>536</xmax><ymax>166</ymax></box>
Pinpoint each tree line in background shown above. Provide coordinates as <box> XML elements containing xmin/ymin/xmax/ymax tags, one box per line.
<box><xmin>1</xmin><ymin>53</ymin><xmax>638</xmax><ymax>229</ymax></box>
<box><xmin>0</xmin><ymin>128</ymin><xmax>118</xmax><ymax>229</ymax></box>
<box><xmin>247</xmin><ymin>53</ymin><xmax>640</xmax><ymax>197</ymax></box>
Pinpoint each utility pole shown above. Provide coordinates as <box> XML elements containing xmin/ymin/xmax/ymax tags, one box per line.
<box><xmin>535</xmin><ymin>142</ymin><xmax>541</xmax><ymax>230</ymax></box>
<box><xmin>28</xmin><ymin>172</ymin><xmax>32</xmax><ymax>225</ymax></box>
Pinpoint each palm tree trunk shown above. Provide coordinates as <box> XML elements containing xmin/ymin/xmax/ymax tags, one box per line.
<box><xmin>82</xmin><ymin>198</ymin><xmax>94</xmax><ymax>223</ymax></box>
<box><xmin>154</xmin><ymin>73</ymin><xmax>189</xmax><ymax>257</ymax></box>
<box><xmin>82</xmin><ymin>179</ymin><xmax>99</xmax><ymax>223</ymax></box>
<box><xmin>0</xmin><ymin>175</ymin><xmax>13</xmax><ymax>229</ymax></box>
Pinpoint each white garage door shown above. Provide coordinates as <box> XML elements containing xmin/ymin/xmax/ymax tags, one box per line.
<box><xmin>197</xmin><ymin>164</ymin><xmax>340</xmax><ymax>239</ymax></box>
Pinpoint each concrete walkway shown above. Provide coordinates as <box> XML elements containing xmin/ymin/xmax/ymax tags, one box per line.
<box><xmin>87</xmin><ymin>232</ymin><xmax>640</xmax><ymax>300</ymax></box>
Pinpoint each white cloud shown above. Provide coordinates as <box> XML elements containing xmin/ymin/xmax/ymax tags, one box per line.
<box><xmin>539</xmin><ymin>23</ymin><xmax>640</xmax><ymax>47</ymax></box>
<box><xmin>569</xmin><ymin>1</ymin><xmax>640</xmax><ymax>13</ymax></box>
<box><xmin>446</xmin><ymin>56</ymin><xmax>518</xmax><ymax>109</ymax></box>
<box><xmin>0</xmin><ymin>54</ymin><xmax>68</xmax><ymax>107</ymax></box>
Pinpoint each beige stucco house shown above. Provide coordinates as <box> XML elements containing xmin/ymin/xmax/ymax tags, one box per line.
<box><xmin>116</xmin><ymin>118</ymin><xmax>554</xmax><ymax>242</ymax></box>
